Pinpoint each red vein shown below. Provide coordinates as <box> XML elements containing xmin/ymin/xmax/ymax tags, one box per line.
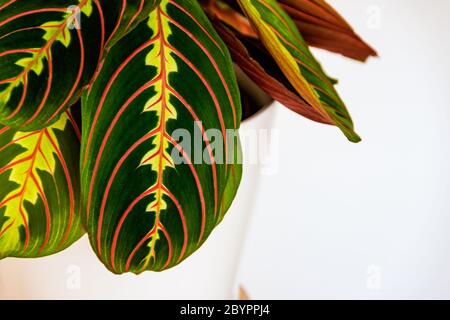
<box><xmin>15</xmin><ymin>132</ymin><xmax>46</xmax><ymax>251</ymax></box>
<box><xmin>1</xmin><ymin>3</ymin><xmax>89</xmax><ymax>123</ymax></box>
<box><xmin>0</xmin><ymin>219</ymin><xmax>15</xmax><ymax>239</ymax></box>
<box><xmin>23</xmin><ymin>49</ymin><xmax>53</xmax><ymax>127</ymax></box>
<box><xmin>124</xmin><ymin>0</ymin><xmax>144</xmax><ymax>32</ymax></box>
<box><xmin>0</xmin><ymin>49</ymin><xmax>39</xmax><ymax>57</ymax></box>
<box><xmin>266</xmin><ymin>23</ymin><xmax>334</xmax><ymax>89</ymax></box>
<box><xmin>66</xmin><ymin>111</ymin><xmax>81</xmax><ymax>141</ymax></box>
<box><xmin>165</xmin><ymin>42</ymin><xmax>228</xmax><ymax>167</ymax></box>
<box><xmin>168</xmin><ymin>86</ymin><xmax>218</xmax><ymax>216</ymax></box>
<box><xmin>38</xmin><ymin>146</ymin><xmax>53</xmax><ymax>173</ymax></box>
<box><xmin>168</xmin><ymin>0</ymin><xmax>224</xmax><ymax>56</ymax></box>
<box><xmin>0</xmin><ymin>0</ymin><xmax>16</xmax><ymax>12</ymax></box>
<box><xmin>4</xmin><ymin>74</ymin><xmax>28</xmax><ymax>120</ymax></box>
<box><xmin>125</xmin><ymin>223</ymin><xmax>160</xmax><ymax>272</ymax></box>
<box><xmin>83</xmin><ymin>35</ymin><xmax>160</xmax><ymax>165</ymax></box>
<box><xmin>166</xmin><ymin>134</ymin><xmax>206</xmax><ymax>243</ymax></box>
<box><xmin>31</xmin><ymin>173</ymin><xmax>51</xmax><ymax>254</ymax></box>
<box><xmin>94</xmin><ymin>0</ymin><xmax>105</xmax><ymax>66</ymax></box>
<box><xmin>0</xmin><ymin>77</ymin><xmax>16</xmax><ymax>85</ymax></box>
<box><xmin>0</xmin><ymin>131</ymin><xmax>39</xmax><ymax>154</ymax></box>
<box><xmin>105</xmin><ymin>0</ymin><xmax>126</xmax><ymax>47</ymax></box>
<box><xmin>44</xmin><ymin>129</ymin><xmax>75</xmax><ymax>251</ymax></box>
<box><xmin>46</xmin><ymin>27</ymin><xmax>85</xmax><ymax>124</ymax></box>
<box><xmin>0</xmin><ymin>155</ymin><xmax>33</xmax><ymax>174</ymax></box>
<box><xmin>159</xmin><ymin>223</ymin><xmax>172</xmax><ymax>270</ymax></box>
<box><xmin>95</xmin><ymin>128</ymin><xmax>160</xmax><ymax>257</ymax></box>
<box><xmin>0</xmin><ymin>25</ymin><xmax>56</xmax><ymax>42</ymax></box>
<box><xmin>86</xmin><ymin>0</ymin><xmax>106</xmax><ymax>92</ymax></box>
<box><xmin>110</xmin><ymin>186</ymin><xmax>158</xmax><ymax>272</ymax></box>
<box><xmin>0</xmin><ymin>127</ymin><xmax>9</xmax><ymax>136</ymax></box>
<box><xmin>162</xmin><ymin>11</ymin><xmax>237</xmax><ymax>129</ymax></box>
<box><xmin>0</xmin><ymin>8</ymin><xmax>67</xmax><ymax>28</ymax></box>
<box><xmin>162</xmin><ymin>185</ymin><xmax>187</xmax><ymax>263</ymax></box>
<box><xmin>0</xmin><ymin>193</ymin><xmax>20</xmax><ymax>208</ymax></box>
<box><xmin>259</xmin><ymin>0</ymin><xmax>297</xmax><ymax>40</ymax></box>
<box><xmin>87</xmin><ymin>78</ymin><xmax>160</xmax><ymax>227</ymax></box>
<box><xmin>129</xmin><ymin>8</ymin><xmax>172</xmax><ymax>269</ymax></box>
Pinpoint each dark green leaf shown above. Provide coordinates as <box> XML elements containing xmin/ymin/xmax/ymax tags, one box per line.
<box><xmin>0</xmin><ymin>106</ymin><xmax>83</xmax><ymax>258</ymax></box>
<box><xmin>81</xmin><ymin>0</ymin><xmax>242</xmax><ymax>274</ymax></box>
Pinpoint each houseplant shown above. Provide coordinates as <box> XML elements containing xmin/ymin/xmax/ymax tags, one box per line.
<box><xmin>0</xmin><ymin>0</ymin><xmax>375</xmax><ymax>278</ymax></box>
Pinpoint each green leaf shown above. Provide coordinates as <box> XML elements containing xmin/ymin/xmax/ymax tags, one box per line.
<box><xmin>0</xmin><ymin>0</ymin><xmax>101</xmax><ymax>130</ymax></box>
<box><xmin>100</xmin><ymin>0</ymin><xmax>162</xmax><ymax>49</ymax></box>
<box><xmin>81</xmin><ymin>0</ymin><xmax>242</xmax><ymax>274</ymax></box>
<box><xmin>0</xmin><ymin>107</ymin><xmax>83</xmax><ymax>259</ymax></box>
<box><xmin>0</xmin><ymin>0</ymin><xmax>160</xmax><ymax>131</ymax></box>
<box><xmin>237</xmin><ymin>0</ymin><xmax>360</xmax><ymax>142</ymax></box>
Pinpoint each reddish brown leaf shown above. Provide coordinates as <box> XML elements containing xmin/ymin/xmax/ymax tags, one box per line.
<box><xmin>278</xmin><ymin>0</ymin><xmax>377</xmax><ymax>61</ymax></box>
<box><xmin>204</xmin><ymin>0</ymin><xmax>257</xmax><ymax>38</ymax></box>
<box><xmin>213</xmin><ymin>21</ymin><xmax>331</xmax><ymax>125</ymax></box>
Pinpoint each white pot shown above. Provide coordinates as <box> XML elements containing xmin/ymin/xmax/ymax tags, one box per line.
<box><xmin>0</xmin><ymin>103</ymin><xmax>276</xmax><ymax>300</ymax></box>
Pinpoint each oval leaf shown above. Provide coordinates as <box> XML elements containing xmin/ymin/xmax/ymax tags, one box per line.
<box><xmin>82</xmin><ymin>0</ymin><xmax>242</xmax><ymax>274</ymax></box>
<box><xmin>237</xmin><ymin>0</ymin><xmax>360</xmax><ymax>142</ymax></box>
<box><xmin>0</xmin><ymin>0</ymin><xmax>161</xmax><ymax>131</ymax></box>
<box><xmin>0</xmin><ymin>108</ymin><xmax>83</xmax><ymax>259</ymax></box>
<box><xmin>0</xmin><ymin>0</ymin><xmax>103</xmax><ymax>130</ymax></box>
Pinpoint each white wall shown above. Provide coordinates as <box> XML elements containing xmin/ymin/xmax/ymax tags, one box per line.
<box><xmin>235</xmin><ymin>0</ymin><xmax>450</xmax><ymax>299</ymax></box>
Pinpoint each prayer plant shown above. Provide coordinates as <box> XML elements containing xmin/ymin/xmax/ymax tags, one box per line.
<box><xmin>0</xmin><ymin>0</ymin><xmax>376</xmax><ymax>274</ymax></box>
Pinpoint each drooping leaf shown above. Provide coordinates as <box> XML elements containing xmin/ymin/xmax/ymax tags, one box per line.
<box><xmin>0</xmin><ymin>107</ymin><xmax>83</xmax><ymax>259</ymax></box>
<box><xmin>81</xmin><ymin>0</ymin><xmax>242</xmax><ymax>274</ymax></box>
<box><xmin>278</xmin><ymin>0</ymin><xmax>377</xmax><ymax>62</ymax></box>
<box><xmin>0</xmin><ymin>0</ymin><xmax>160</xmax><ymax>131</ymax></box>
<box><xmin>215</xmin><ymin>0</ymin><xmax>376</xmax><ymax>62</ymax></box>
<box><xmin>237</xmin><ymin>0</ymin><xmax>360</xmax><ymax>142</ymax></box>
<box><xmin>214</xmin><ymin>20</ymin><xmax>330</xmax><ymax>124</ymax></box>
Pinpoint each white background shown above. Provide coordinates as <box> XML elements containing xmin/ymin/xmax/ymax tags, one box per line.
<box><xmin>236</xmin><ymin>0</ymin><xmax>450</xmax><ymax>299</ymax></box>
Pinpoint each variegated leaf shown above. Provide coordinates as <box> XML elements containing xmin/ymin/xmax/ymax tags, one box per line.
<box><xmin>82</xmin><ymin>0</ymin><xmax>242</xmax><ymax>274</ymax></box>
<box><xmin>237</xmin><ymin>0</ymin><xmax>360</xmax><ymax>142</ymax></box>
<box><xmin>0</xmin><ymin>108</ymin><xmax>83</xmax><ymax>259</ymax></box>
<box><xmin>214</xmin><ymin>20</ymin><xmax>330</xmax><ymax>124</ymax></box>
<box><xmin>0</xmin><ymin>0</ymin><xmax>160</xmax><ymax>131</ymax></box>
